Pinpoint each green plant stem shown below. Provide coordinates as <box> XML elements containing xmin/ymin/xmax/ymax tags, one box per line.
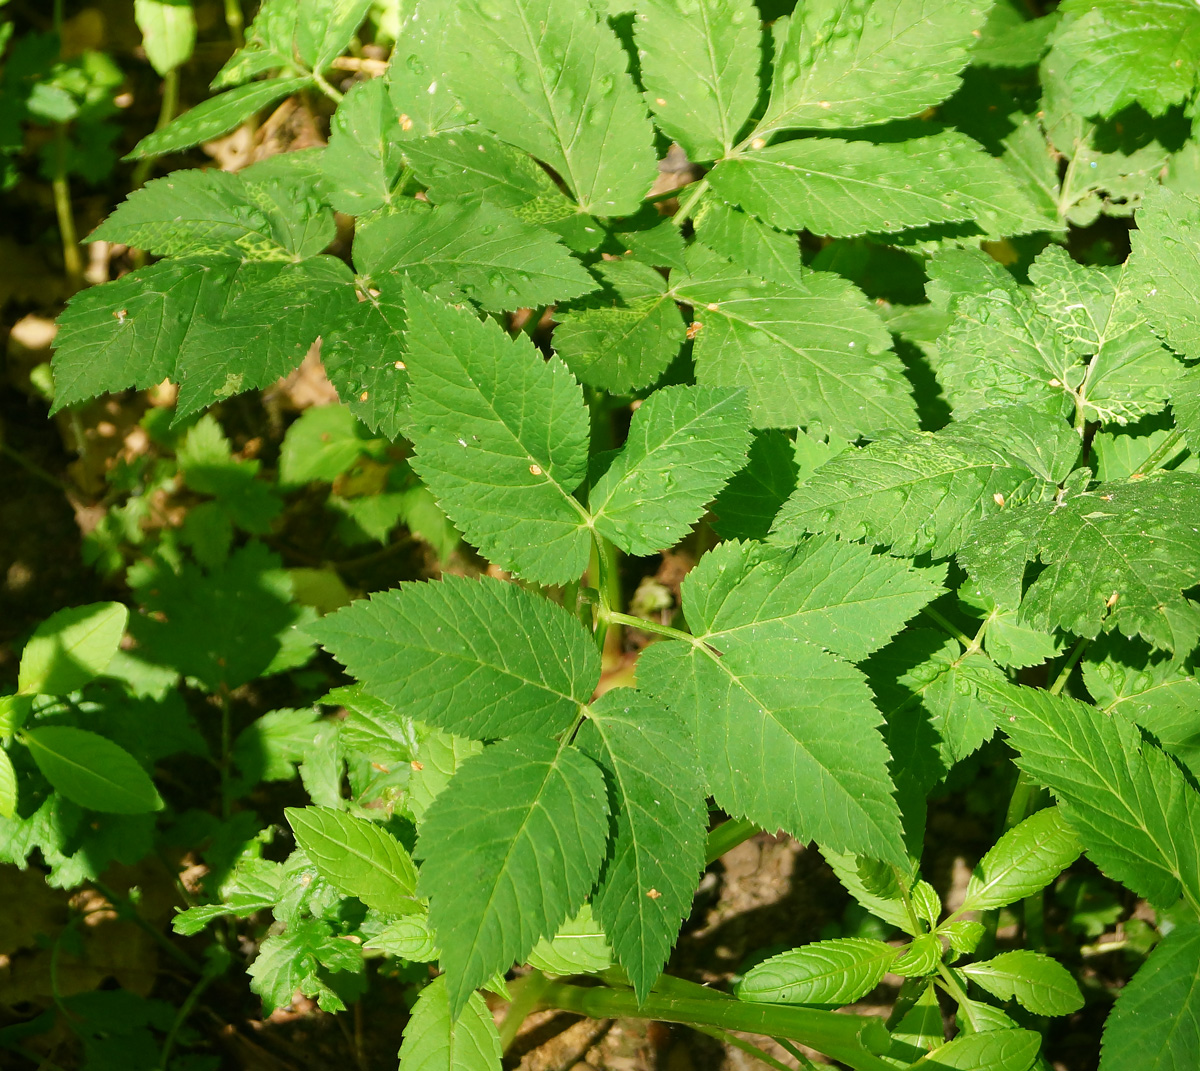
<box><xmin>313</xmin><ymin>70</ymin><xmax>344</xmax><ymax>103</ymax></box>
<box><xmin>601</xmin><ymin>609</ymin><xmax>691</xmax><ymax>644</ymax></box>
<box><xmin>52</xmin><ymin>127</ymin><xmax>82</xmax><ymax>289</ymax></box>
<box><xmin>223</xmin><ymin>0</ymin><xmax>245</xmax><ymax>47</ymax></box>
<box><xmin>538</xmin><ymin>980</ymin><xmax>895</xmax><ymax>1071</ymax></box>
<box><xmin>705</xmin><ymin>816</ymin><xmax>760</xmax><ymax>864</ymax></box>
<box><xmin>1048</xmin><ymin>635</ymin><xmax>1090</xmax><ymax>696</ymax></box>
<box><xmin>671</xmin><ymin>177</ymin><xmax>709</xmax><ymax>227</ymax></box>
<box><xmin>158</xmin><ymin>965</ymin><xmax>220</xmax><ymax>1068</ymax></box>
<box><xmin>498</xmin><ymin>970</ymin><xmax>550</xmax><ymax>1052</ymax></box>
<box><xmin>0</xmin><ymin>443</ymin><xmax>71</xmax><ymax>493</ymax></box>
<box><xmin>936</xmin><ymin>965</ymin><xmax>979</xmax><ymax>1028</ymax></box>
<box><xmin>921</xmin><ymin>606</ymin><xmax>976</xmax><ymax>651</ymax></box>
<box><xmin>131</xmin><ymin>68</ymin><xmax>180</xmax><ymax>189</ymax></box>
<box><xmin>1131</xmin><ymin>428</ymin><xmax>1185</xmax><ymax>478</ymax></box>
<box><xmin>1004</xmin><ymin>771</ymin><xmax>1038</xmax><ymax>831</ymax></box>
<box><xmin>774</xmin><ymin>1035</ymin><xmax>819</xmax><ymax>1069</ymax></box>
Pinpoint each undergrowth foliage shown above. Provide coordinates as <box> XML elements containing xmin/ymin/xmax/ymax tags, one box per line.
<box><xmin>6</xmin><ymin>0</ymin><xmax>1200</xmax><ymax>1068</ymax></box>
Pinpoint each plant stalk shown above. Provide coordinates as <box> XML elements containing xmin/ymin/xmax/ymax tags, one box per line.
<box><xmin>1130</xmin><ymin>429</ymin><xmax>1185</xmax><ymax>479</ymax></box>
<box><xmin>671</xmin><ymin>178</ymin><xmax>710</xmax><ymax>227</ymax></box>
<box><xmin>131</xmin><ymin>68</ymin><xmax>180</xmax><ymax>189</ymax></box>
<box><xmin>705</xmin><ymin>817</ymin><xmax>760</xmax><ymax>864</ymax></box>
<box><xmin>224</xmin><ymin>0</ymin><xmax>245</xmax><ymax>47</ymax></box>
<box><xmin>538</xmin><ymin>980</ymin><xmax>895</xmax><ymax>1071</ymax></box>
<box><xmin>52</xmin><ymin>127</ymin><xmax>82</xmax><ymax>289</ymax></box>
<box><xmin>497</xmin><ymin>970</ymin><xmax>551</xmax><ymax>1052</ymax></box>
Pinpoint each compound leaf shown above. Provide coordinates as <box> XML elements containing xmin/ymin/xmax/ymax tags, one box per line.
<box><xmin>315</xmin><ymin>576</ymin><xmax>599</xmax><ymax>740</ymax></box>
<box><xmin>445</xmin><ymin>0</ymin><xmax>658</xmax><ymax>216</ymax></box>
<box><xmin>737</xmin><ymin>938</ymin><xmax>898</xmax><ymax>1005</ymax></box>
<box><xmin>683</xmin><ymin>537</ymin><xmax>943</xmax><ymax>663</ymax></box>
<box><xmin>417</xmin><ymin>738</ymin><xmax>609</xmax><ymax>1016</ymax></box>
<box><xmin>638</xmin><ymin>635</ymin><xmax>906</xmax><ymax>866</ymax></box>
<box><xmin>576</xmin><ymin>690</ymin><xmax>707</xmax><ymax>1000</ymax></box>
<box><xmin>635</xmin><ymin>0</ymin><xmax>761</xmax><ymax>162</ymax></box>
<box><xmin>1098</xmin><ymin>922</ymin><xmax>1200</xmax><ymax>1071</ymax></box>
<box><xmin>402</xmin><ymin>286</ymin><xmax>592</xmax><ymax>585</ymax></box>
<box><xmin>398</xmin><ymin>974</ymin><xmax>501</xmax><ymax>1071</ymax></box>
<box><xmin>590</xmin><ymin>385</ymin><xmax>752</xmax><ymax>555</ymax></box>
<box><xmin>286</xmin><ymin>806</ymin><xmax>420</xmax><ymax>915</ymax></box>
<box><xmin>980</xmin><ymin>678</ymin><xmax>1200</xmax><ymax>909</ymax></box>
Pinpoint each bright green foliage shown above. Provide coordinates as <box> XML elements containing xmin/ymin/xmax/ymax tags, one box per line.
<box><xmin>526</xmin><ymin>903</ymin><xmax>613</xmax><ymax>976</ymax></box>
<box><xmin>444</xmin><ymin>0</ymin><xmax>657</xmax><ymax>217</ymax></box>
<box><xmin>961</xmin><ymin>807</ymin><xmax>1082</xmax><ymax>913</ymax></box>
<box><xmin>0</xmin><ymin>751</ymin><xmax>15</xmax><ymax>820</ymax></box>
<box><xmin>397</xmin><ymin>975</ymin><xmax>501</xmax><ymax>1071</ymax></box>
<box><xmin>134</xmin><ymin>0</ymin><xmax>196</xmax><ymax>76</ymax></box>
<box><xmin>286</xmin><ymin>807</ymin><xmax>419</xmax><ymax>914</ymax></box>
<box><xmin>17</xmin><ymin>602</ymin><xmax>128</xmax><ymax>696</ymax></box>
<box><xmin>773</xmin><ymin>408</ymin><xmax>1074</xmax><ymax>558</ymax></box>
<box><xmin>315</xmin><ymin>576</ymin><xmax>599</xmax><ymax>739</ymax></box>
<box><xmin>248</xmin><ymin>915</ymin><xmax>364</xmax><ymax>1015</ymax></box>
<box><xmin>402</xmin><ymin>286</ymin><xmax>592</xmax><ymax>585</ymax></box>
<box><xmin>738</xmin><ymin>939</ymin><xmax>898</xmax><ymax>1005</ymax></box>
<box><xmin>322</xmin><ymin>77</ymin><xmax>408</xmax><ymax>215</ymax></box>
<box><xmin>1128</xmin><ymin>184</ymin><xmax>1200</xmax><ymax>357</ymax></box>
<box><xmin>960</xmin><ymin>472</ymin><xmax>1200</xmax><ymax>653</ymax></box>
<box><xmin>983</xmin><ymin>680</ymin><xmax>1200</xmax><ymax>910</ymax></box>
<box><xmin>417</xmin><ymin>738</ymin><xmax>610</xmax><ymax>1015</ymax></box>
<box><xmin>22</xmin><ymin>727</ymin><xmax>163</xmax><ymax>814</ymax></box>
<box><xmin>635</xmin><ymin>0</ymin><xmax>760</xmax><ymax>162</ymax></box>
<box><xmin>590</xmin><ymin>385</ymin><xmax>751</xmax><ymax>555</ymax></box>
<box><xmin>912</xmin><ymin>1029</ymin><xmax>1041</xmax><ymax>1071</ymax></box>
<box><xmin>673</xmin><ymin>247</ymin><xmax>912</xmax><ymax>436</ymax></box>
<box><xmin>575</xmin><ymin>691</ymin><xmax>706</xmax><ymax>999</ymax></box>
<box><xmin>930</xmin><ymin>245</ymin><xmax>1179</xmax><ymax>424</ymax></box>
<box><xmin>962</xmin><ymin>951</ymin><xmax>1083</xmax><ymax>1016</ymax></box>
<box><xmin>1099</xmin><ymin>923</ymin><xmax>1200</xmax><ymax>1071</ymax></box>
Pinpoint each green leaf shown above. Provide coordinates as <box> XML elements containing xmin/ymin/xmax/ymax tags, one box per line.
<box><xmin>18</xmin><ymin>602</ymin><xmax>128</xmax><ymax>696</ymax></box>
<box><xmin>575</xmin><ymin>690</ymin><xmax>706</xmax><ymax>999</ymax></box>
<box><xmin>635</xmin><ymin>0</ymin><xmax>760</xmax><ymax>162</ymax></box>
<box><xmin>248</xmin><ymin>916</ymin><xmax>364</xmax><ymax>1016</ymax></box>
<box><xmin>323</xmin><ymin>78</ymin><xmax>407</xmax><ymax>214</ymax></box>
<box><xmin>328</xmin><ymin>685</ymin><xmax>418</xmax><ymax>763</ymax></box>
<box><xmin>211</xmin><ymin>0</ymin><xmax>295</xmax><ymax>86</ymax></box>
<box><xmin>321</xmin><ymin>281</ymin><xmax>409</xmax><ymax>440</ymax></box>
<box><xmin>892</xmin><ymin>933</ymin><xmax>943</xmax><ymax>978</ymax></box>
<box><xmin>1129</xmin><ymin>184</ymin><xmax>1200</xmax><ymax>358</ymax></box>
<box><xmin>1044</xmin><ymin>0</ymin><xmax>1200</xmax><ymax>119</ymax></box>
<box><xmin>405</xmin><ymin>726</ymin><xmax>483</xmax><ymax>823</ymax></box>
<box><xmin>296</xmin><ymin>0</ymin><xmax>372</xmax><ymax>72</ymax></box>
<box><xmin>1099</xmin><ymin>922</ymin><xmax>1200</xmax><ymax>1071</ymax></box>
<box><xmin>911</xmin><ymin>1029</ymin><xmax>1041</xmax><ymax>1071</ymax></box>
<box><xmin>960</xmin><ymin>472</ymin><xmax>1200</xmax><ymax>653</ymax></box>
<box><xmin>526</xmin><ymin>902</ymin><xmax>614</xmax><ymax>976</ymax></box>
<box><xmin>755</xmin><ymin>0</ymin><xmax>993</xmax><ymax>136</ymax></box>
<box><xmin>737</xmin><ymin>938</ymin><xmax>898</xmax><ymax>1005</ymax></box>
<box><xmin>694</xmin><ymin>200</ymin><xmax>806</xmax><ymax>287</ymax></box>
<box><xmin>590</xmin><ymin>385</ymin><xmax>751</xmax><ymax>555</ymax></box>
<box><xmin>397</xmin><ymin>974</ymin><xmax>502</xmax><ymax>1071</ymax></box>
<box><xmin>683</xmin><ymin>537</ymin><xmax>943</xmax><ymax>663</ymax></box>
<box><xmin>386</xmin><ymin>1</ymin><xmax>471</xmax><ymax>140</ymax></box>
<box><xmin>127</xmin><ymin>77</ymin><xmax>313</xmax><ymax>159</ymax></box>
<box><xmin>402</xmin><ymin>286</ymin><xmax>592</xmax><ymax>585</ymax></box>
<box><xmin>639</xmin><ymin>635</ymin><xmax>906</xmax><ymax>866</ymax></box>
<box><xmin>772</xmin><ymin>409</ymin><xmax>1069</xmax><ymax>559</ymax></box>
<box><xmin>233</xmin><ymin>707</ymin><xmax>323</xmax><ymax>784</ymax></box>
<box><xmin>962</xmin><ymin>950</ymin><xmax>1083</xmax><ymax>1016</ymax></box>
<box><xmin>710</xmin><ymin>430</ymin><xmax>801</xmax><ymax>541</ymax></box>
<box><xmin>820</xmin><ymin>848</ymin><xmax>916</xmax><ymax>933</ymax></box>
<box><xmin>315</xmin><ymin>575</ymin><xmax>598</xmax><ymax>740</ymax></box>
<box><xmin>0</xmin><ymin>749</ymin><xmax>17</xmax><ymax>819</ymax></box>
<box><xmin>960</xmin><ymin>806</ymin><xmax>1082</xmax><ymax>913</ymax></box>
<box><xmin>23</xmin><ymin>726</ymin><xmax>163</xmax><ymax>814</ymax></box>
<box><xmin>416</xmin><ymin>737</ymin><xmax>610</xmax><ymax>1016</ymax></box>
<box><xmin>1083</xmin><ymin>636</ymin><xmax>1200</xmax><ymax>779</ymax></box>
<box><xmin>672</xmin><ymin>247</ymin><xmax>915</xmax><ymax>437</ymax></box>
<box><xmin>355</xmin><ymin>203</ymin><xmax>594</xmax><ymax>313</ymax></box>
<box><xmin>177</xmin><ymin>414</ymin><xmax>283</xmax><ymax>533</ymax></box>
<box><xmin>980</xmin><ymin>678</ymin><xmax>1200</xmax><ymax>910</ymax></box>
<box><xmin>709</xmin><ymin>132</ymin><xmax>1045</xmax><ymax>239</ymax></box>
<box><xmin>891</xmin><ymin>981</ymin><xmax>943</xmax><ymax>1059</ymax></box>
<box><xmin>930</xmin><ymin>245</ymin><xmax>1178</xmax><ymax>424</ymax></box>
<box><xmin>279</xmin><ymin>405</ymin><xmax>373</xmax><ymax>487</ymax></box>
<box><xmin>552</xmin><ymin>259</ymin><xmax>686</xmax><ymax>393</ymax></box>
<box><xmin>134</xmin><ymin>0</ymin><xmax>196</xmax><ymax>76</ymax></box>
<box><xmin>444</xmin><ymin>0</ymin><xmax>658</xmax><ymax>216</ymax></box>
<box><xmin>366</xmin><ymin>914</ymin><xmax>440</xmax><ymax>962</ymax></box>
<box><xmin>403</xmin><ymin>130</ymin><xmax>570</xmax><ymax>218</ymax></box>
<box><xmin>286</xmin><ymin>807</ymin><xmax>418</xmax><ymax>914</ymax></box>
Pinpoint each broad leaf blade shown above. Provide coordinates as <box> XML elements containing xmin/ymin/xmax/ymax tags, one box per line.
<box><xmin>402</xmin><ymin>286</ymin><xmax>592</xmax><ymax>585</ymax></box>
<box><xmin>445</xmin><ymin>0</ymin><xmax>658</xmax><ymax>216</ymax></box>
<box><xmin>417</xmin><ymin>738</ymin><xmax>609</xmax><ymax>1016</ymax></box>
<box><xmin>576</xmin><ymin>690</ymin><xmax>707</xmax><ymax>1000</ymax></box>
<box><xmin>23</xmin><ymin>726</ymin><xmax>163</xmax><ymax>814</ymax></box>
<box><xmin>962</xmin><ymin>950</ymin><xmax>1083</xmax><ymax>1016</ymax></box>
<box><xmin>737</xmin><ymin>939</ymin><xmax>898</xmax><ymax>1005</ymax></box>
<box><xmin>18</xmin><ymin>603</ymin><xmax>128</xmax><ymax>696</ymax></box>
<box><xmin>314</xmin><ymin>575</ymin><xmax>599</xmax><ymax>740</ymax></box>
<box><xmin>1129</xmin><ymin>184</ymin><xmax>1200</xmax><ymax>357</ymax></box>
<box><xmin>961</xmin><ymin>807</ymin><xmax>1081</xmax><ymax>913</ymax></box>
<box><xmin>323</xmin><ymin>77</ymin><xmax>406</xmax><ymax>214</ymax></box>
<box><xmin>398</xmin><ymin>974</ymin><xmax>502</xmax><ymax>1071</ymax></box>
<box><xmin>638</xmin><ymin>636</ymin><xmax>907</xmax><ymax>866</ymax></box>
<box><xmin>286</xmin><ymin>806</ymin><xmax>420</xmax><ymax>915</ymax></box>
<box><xmin>635</xmin><ymin>0</ymin><xmax>760</xmax><ymax>162</ymax></box>
<box><xmin>590</xmin><ymin>385</ymin><xmax>752</xmax><ymax>556</ymax></box>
